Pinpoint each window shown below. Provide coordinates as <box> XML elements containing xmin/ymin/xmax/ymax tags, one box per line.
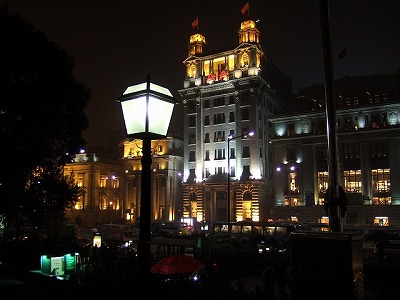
<box><xmin>371</xmin><ymin>113</ymin><xmax>381</xmax><ymax>129</ymax></box>
<box><xmin>289</xmin><ymin>172</ymin><xmax>299</xmax><ymax>193</ymax></box>
<box><xmin>205</xmin><ymin>168</ymin><xmax>210</xmax><ymax>178</ymax></box>
<box><xmin>77</xmin><ymin>174</ymin><xmax>84</xmax><ymax>187</ymax></box>
<box><xmin>214</xmin><ymin>113</ymin><xmax>225</xmax><ymax>124</ymax></box>
<box><xmin>242</xmin><ymin>146</ymin><xmax>250</xmax><ymax>158</ymax></box>
<box><xmin>242</xmin><ymin>52</ymin><xmax>249</xmax><ymax>66</ymax></box>
<box><xmin>204</xmin><ymin>115</ymin><xmax>210</xmax><ymax>126</ymax></box>
<box><xmin>100</xmin><ymin>175</ymin><xmax>107</xmax><ymax>188</ymax></box>
<box><xmin>388</xmin><ymin>112</ymin><xmax>397</xmax><ymax>125</ymax></box>
<box><xmin>243</xmin><ymin>191</ymin><xmax>252</xmax><ymax>220</ymax></box>
<box><xmin>230</xmin><ymin>166</ymin><xmax>236</xmax><ymax>177</ymax></box>
<box><xmin>241</xmin><ymin>165</ymin><xmax>251</xmax><ymax>180</ymax></box>
<box><xmin>189</xmin><ymin>151</ymin><xmax>196</xmax><ymax>162</ymax></box>
<box><xmin>99</xmin><ymin>194</ymin><xmax>108</xmax><ymax>210</ymax></box>
<box><xmin>112</xmin><ymin>195</ymin><xmax>120</xmax><ymax>210</ymax></box>
<box><xmin>205</xmin><ymin>150</ymin><xmax>210</xmax><ymax>161</ymax></box>
<box><xmin>229</xmin><ymin>147</ymin><xmax>235</xmax><ymax>159</ymax></box>
<box><xmin>318</xmin><ymin>171</ymin><xmax>329</xmax><ymax>193</ymax></box>
<box><xmin>229</xmin><ymin>95</ymin><xmax>235</xmax><ymax>104</ymax></box>
<box><xmin>189</xmin><ymin>115</ymin><xmax>196</xmax><ymax>127</ymax></box>
<box><xmin>344</xmin><ymin>170</ymin><xmax>362</xmax><ymax>193</ymax></box>
<box><xmin>160</xmin><ymin>177</ymin><xmax>166</xmax><ymax>187</ymax></box>
<box><xmin>215</xmin><ymin>167</ymin><xmax>224</xmax><ymax>175</ymax></box>
<box><xmin>372</xmin><ymin>169</ymin><xmax>390</xmax><ymax>193</ymax></box>
<box><xmin>242</xmin><ymin>127</ymin><xmax>251</xmax><ymax>136</ymax></box>
<box><xmin>112</xmin><ymin>178</ymin><xmax>119</xmax><ymax>189</ymax></box>
<box><xmin>214</xmin><ymin>148</ymin><xmax>225</xmax><ymax>160</ymax></box>
<box><xmin>189</xmin><ymin>133</ymin><xmax>196</xmax><ymax>144</ymax></box>
<box><xmin>204</xmin><ymin>132</ymin><xmax>210</xmax><ymax>143</ymax></box>
<box><xmin>188</xmin><ymin>169</ymin><xmax>196</xmax><ymax>182</ymax></box>
<box><xmin>214</xmin><ymin>130</ymin><xmax>225</xmax><ymax>142</ymax></box>
<box><xmin>302</xmin><ymin>121</ymin><xmax>311</xmax><ymax>133</ymax></box>
<box><xmin>229</xmin><ymin>111</ymin><xmax>235</xmax><ymax>122</ymax></box>
<box><xmin>241</xmin><ymin>107</ymin><xmax>250</xmax><ymax>120</ymax></box>
<box><xmin>204</xmin><ymin>99</ymin><xmax>210</xmax><ymax>108</ymax></box>
<box><xmin>188</xmin><ymin>100</ymin><xmax>196</xmax><ymax>113</ymax></box>
<box><xmin>372</xmin><ymin>197</ymin><xmax>391</xmax><ymax>205</ymax></box>
<box><xmin>74</xmin><ymin>195</ymin><xmax>83</xmax><ymax>210</ymax></box>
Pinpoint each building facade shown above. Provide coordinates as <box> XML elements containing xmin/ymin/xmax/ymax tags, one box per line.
<box><xmin>64</xmin><ymin>137</ymin><xmax>184</xmax><ymax>228</ymax></box>
<box><xmin>178</xmin><ymin>18</ymin><xmax>291</xmax><ymax>225</ymax></box>
<box><xmin>270</xmin><ymin>74</ymin><xmax>400</xmax><ymax>226</ymax></box>
<box><xmin>120</xmin><ymin>137</ymin><xmax>184</xmax><ymax>223</ymax></box>
<box><xmin>64</xmin><ymin>151</ymin><xmax>125</xmax><ymax>227</ymax></box>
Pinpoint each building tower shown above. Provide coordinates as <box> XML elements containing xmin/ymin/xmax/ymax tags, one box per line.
<box><xmin>178</xmin><ymin>17</ymin><xmax>291</xmax><ymax>225</ymax></box>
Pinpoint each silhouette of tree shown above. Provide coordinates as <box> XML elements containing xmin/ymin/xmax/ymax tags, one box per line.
<box><xmin>0</xmin><ymin>6</ymin><xmax>90</xmax><ymax>242</ymax></box>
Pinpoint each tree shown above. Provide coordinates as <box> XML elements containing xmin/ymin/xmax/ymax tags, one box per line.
<box><xmin>0</xmin><ymin>6</ymin><xmax>90</xmax><ymax>242</ymax></box>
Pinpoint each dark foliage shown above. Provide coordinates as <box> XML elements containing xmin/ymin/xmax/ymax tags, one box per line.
<box><xmin>0</xmin><ymin>6</ymin><xmax>90</xmax><ymax>240</ymax></box>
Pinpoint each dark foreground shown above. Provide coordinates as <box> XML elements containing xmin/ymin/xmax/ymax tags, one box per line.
<box><xmin>1</xmin><ymin>260</ymin><xmax>400</xmax><ymax>300</ymax></box>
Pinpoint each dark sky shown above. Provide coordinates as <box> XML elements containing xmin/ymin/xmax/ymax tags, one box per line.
<box><xmin>2</xmin><ymin>0</ymin><xmax>399</xmax><ymax>148</ymax></box>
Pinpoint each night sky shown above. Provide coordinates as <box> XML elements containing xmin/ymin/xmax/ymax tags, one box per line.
<box><xmin>2</xmin><ymin>0</ymin><xmax>399</xmax><ymax>149</ymax></box>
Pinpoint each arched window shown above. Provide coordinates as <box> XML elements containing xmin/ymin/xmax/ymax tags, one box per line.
<box><xmin>242</xmin><ymin>53</ymin><xmax>249</xmax><ymax>66</ymax></box>
<box><xmin>111</xmin><ymin>194</ymin><xmax>120</xmax><ymax>210</ymax></box>
<box><xmin>189</xmin><ymin>192</ymin><xmax>197</xmax><ymax>218</ymax></box>
<box><xmin>243</xmin><ymin>191</ymin><xmax>252</xmax><ymax>220</ymax></box>
<box><xmin>99</xmin><ymin>194</ymin><xmax>108</xmax><ymax>210</ymax></box>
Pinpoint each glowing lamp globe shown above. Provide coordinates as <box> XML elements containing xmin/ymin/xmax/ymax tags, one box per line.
<box><xmin>117</xmin><ymin>74</ymin><xmax>177</xmax><ymax>139</ymax></box>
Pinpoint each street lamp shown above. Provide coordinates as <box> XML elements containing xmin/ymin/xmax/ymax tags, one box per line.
<box><xmin>227</xmin><ymin>130</ymin><xmax>254</xmax><ymax>238</ymax></box>
<box><xmin>117</xmin><ymin>73</ymin><xmax>177</xmax><ymax>281</ymax></box>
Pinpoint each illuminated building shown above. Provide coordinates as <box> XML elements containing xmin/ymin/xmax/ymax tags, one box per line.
<box><xmin>64</xmin><ymin>137</ymin><xmax>183</xmax><ymax>227</ymax></box>
<box><xmin>178</xmin><ymin>18</ymin><xmax>291</xmax><ymax>224</ymax></box>
<box><xmin>64</xmin><ymin>150</ymin><xmax>125</xmax><ymax>227</ymax></box>
<box><xmin>120</xmin><ymin>137</ymin><xmax>184</xmax><ymax>223</ymax></box>
<box><xmin>270</xmin><ymin>74</ymin><xmax>400</xmax><ymax>226</ymax></box>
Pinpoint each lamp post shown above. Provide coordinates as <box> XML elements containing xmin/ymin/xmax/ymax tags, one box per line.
<box><xmin>227</xmin><ymin>131</ymin><xmax>254</xmax><ymax>238</ymax></box>
<box><xmin>117</xmin><ymin>73</ymin><xmax>177</xmax><ymax>281</ymax></box>
<box><xmin>320</xmin><ymin>0</ymin><xmax>347</xmax><ymax>232</ymax></box>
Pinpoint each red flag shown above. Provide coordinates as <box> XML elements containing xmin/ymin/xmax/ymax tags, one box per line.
<box><xmin>241</xmin><ymin>2</ymin><xmax>249</xmax><ymax>15</ymax></box>
<box><xmin>191</xmin><ymin>17</ymin><xmax>199</xmax><ymax>29</ymax></box>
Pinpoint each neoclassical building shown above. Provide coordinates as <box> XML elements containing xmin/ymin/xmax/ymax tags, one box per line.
<box><xmin>64</xmin><ymin>151</ymin><xmax>126</xmax><ymax>227</ymax></box>
<box><xmin>120</xmin><ymin>137</ymin><xmax>184</xmax><ymax>223</ymax></box>
<box><xmin>178</xmin><ymin>18</ymin><xmax>291</xmax><ymax>224</ymax></box>
<box><xmin>64</xmin><ymin>137</ymin><xmax>184</xmax><ymax>228</ymax></box>
<box><xmin>270</xmin><ymin>74</ymin><xmax>400</xmax><ymax>226</ymax></box>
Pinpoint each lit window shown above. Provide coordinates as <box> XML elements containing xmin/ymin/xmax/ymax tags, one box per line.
<box><xmin>99</xmin><ymin>195</ymin><xmax>108</xmax><ymax>210</ymax></box>
<box><xmin>74</xmin><ymin>195</ymin><xmax>83</xmax><ymax>210</ymax></box>
<box><xmin>318</xmin><ymin>171</ymin><xmax>329</xmax><ymax>193</ymax></box>
<box><xmin>344</xmin><ymin>170</ymin><xmax>362</xmax><ymax>193</ymax></box>
<box><xmin>100</xmin><ymin>176</ymin><xmax>107</xmax><ymax>188</ymax></box>
<box><xmin>112</xmin><ymin>178</ymin><xmax>119</xmax><ymax>189</ymax></box>
<box><xmin>77</xmin><ymin>174</ymin><xmax>84</xmax><ymax>187</ymax></box>
<box><xmin>372</xmin><ymin>169</ymin><xmax>390</xmax><ymax>193</ymax></box>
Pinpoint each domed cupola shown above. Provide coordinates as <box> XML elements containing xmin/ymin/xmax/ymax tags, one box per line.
<box><xmin>188</xmin><ymin>33</ymin><xmax>206</xmax><ymax>56</ymax></box>
<box><xmin>238</xmin><ymin>19</ymin><xmax>260</xmax><ymax>44</ymax></box>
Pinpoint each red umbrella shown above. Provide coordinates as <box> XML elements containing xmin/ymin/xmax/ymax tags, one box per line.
<box><xmin>151</xmin><ymin>254</ymin><xmax>205</xmax><ymax>275</ymax></box>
